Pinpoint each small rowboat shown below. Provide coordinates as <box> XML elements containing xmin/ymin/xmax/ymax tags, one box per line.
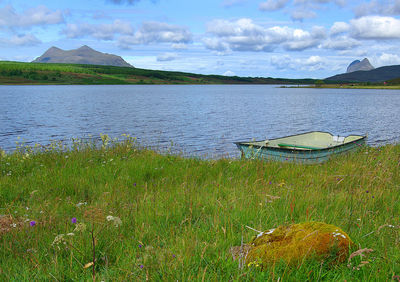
<box><xmin>234</xmin><ymin>131</ymin><xmax>366</xmax><ymax>164</ymax></box>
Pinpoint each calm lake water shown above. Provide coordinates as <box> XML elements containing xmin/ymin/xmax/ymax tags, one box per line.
<box><xmin>1</xmin><ymin>85</ymin><xmax>400</xmax><ymax>158</ymax></box>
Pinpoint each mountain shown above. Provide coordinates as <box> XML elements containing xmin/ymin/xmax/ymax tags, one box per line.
<box><xmin>346</xmin><ymin>58</ymin><xmax>374</xmax><ymax>73</ymax></box>
<box><xmin>32</xmin><ymin>45</ymin><xmax>133</xmax><ymax>67</ymax></box>
<box><xmin>326</xmin><ymin>65</ymin><xmax>400</xmax><ymax>82</ymax></box>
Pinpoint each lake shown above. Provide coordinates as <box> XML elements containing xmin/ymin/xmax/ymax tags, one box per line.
<box><xmin>1</xmin><ymin>85</ymin><xmax>400</xmax><ymax>158</ymax></box>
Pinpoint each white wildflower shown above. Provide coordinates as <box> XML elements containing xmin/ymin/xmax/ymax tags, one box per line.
<box><xmin>76</xmin><ymin>202</ymin><xmax>87</xmax><ymax>207</ymax></box>
<box><xmin>106</xmin><ymin>215</ymin><xmax>122</xmax><ymax>227</ymax></box>
<box><xmin>52</xmin><ymin>234</ymin><xmax>66</xmax><ymax>249</ymax></box>
<box><xmin>73</xmin><ymin>223</ymin><xmax>87</xmax><ymax>232</ymax></box>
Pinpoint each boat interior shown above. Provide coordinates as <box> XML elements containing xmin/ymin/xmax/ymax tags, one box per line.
<box><xmin>240</xmin><ymin>131</ymin><xmax>364</xmax><ymax>150</ymax></box>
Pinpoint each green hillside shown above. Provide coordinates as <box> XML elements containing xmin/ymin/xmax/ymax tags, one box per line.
<box><xmin>0</xmin><ymin>61</ymin><xmax>316</xmax><ymax>85</ymax></box>
<box><xmin>326</xmin><ymin>65</ymin><xmax>400</xmax><ymax>83</ymax></box>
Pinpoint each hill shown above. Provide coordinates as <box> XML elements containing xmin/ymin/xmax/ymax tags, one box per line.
<box><xmin>32</xmin><ymin>45</ymin><xmax>133</xmax><ymax>68</ymax></box>
<box><xmin>0</xmin><ymin>61</ymin><xmax>316</xmax><ymax>85</ymax></box>
<box><xmin>326</xmin><ymin>65</ymin><xmax>400</xmax><ymax>83</ymax></box>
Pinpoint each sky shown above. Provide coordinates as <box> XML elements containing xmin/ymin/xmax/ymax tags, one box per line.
<box><xmin>1</xmin><ymin>0</ymin><xmax>400</xmax><ymax>78</ymax></box>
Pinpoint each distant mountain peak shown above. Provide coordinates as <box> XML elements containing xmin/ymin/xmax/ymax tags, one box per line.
<box><xmin>32</xmin><ymin>45</ymin><xmax>133</xmax><ymax>68</ymax></box>
<box><xmin>346</xmin><ymin>58</ymin><xmax>374</xmax><ymax>73</ymax></box>
<box><xmin>77</xmin><ymin>45</ymin><xmax>94</xmax><ymax>51</ymax></box>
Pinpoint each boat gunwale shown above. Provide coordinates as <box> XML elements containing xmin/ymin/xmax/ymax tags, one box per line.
<box><xmin>234</xmin><ymin>131</ymin><xmax>366</xmax><ymax>153</ymax></box>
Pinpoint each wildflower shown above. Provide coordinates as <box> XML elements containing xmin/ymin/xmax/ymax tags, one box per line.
<box><xmin>366</xmin><ymin>190</ymin><xmax>369</xmax><ymax>193</ymax></box>
<box><xmin>140</xmin><ymin>265</ymin><xmax>144</xmax><ymax>269</ymax></box>
<box><xmin>106</xmin><ymin>215</ymin><xmax>122</xmax><ymax>227</ymax></box>
<box><xmin>76</xmin><ymin>202</ymin><xmax>87</xmax><ymax>207</ymax></box>
<box><xmin>30</xmin><ymin>221</ymin><xmax>36</xmax><ymax>226</ymax></box>
<box><xmin>133</xmin><ymin>183</ymin><xmax>137</xmax><ymax>186</ymax></box>
<box><xmin>73</xmin><ymin>222</ymin><xmax>87</xmax><ymax>232</ymax></box>
<box><xmin>52</xmin><ymin>234</ymin><xmax>65</xmax><ymax>247</ymax></box>
<box><xmin>71</xmin><ymin>217</ymin><xmax>77</xmax><ymax>224</ymax></box>
<box><xmin>139</xmin><ymin>244</ymin><xmax>142</xmax><ymax>248</ymax></box>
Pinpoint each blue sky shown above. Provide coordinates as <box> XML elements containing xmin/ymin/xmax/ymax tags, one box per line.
<box><xmin>1</xmin><ymin>0</ymin><xmax>400</xmax><ymax>78</ymax></box>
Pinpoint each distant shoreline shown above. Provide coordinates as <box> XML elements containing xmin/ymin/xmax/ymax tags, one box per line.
<box><xmin>280</xmin><ymin>84</ymin><xmax>400</xmax><ymax>90</ymax></box>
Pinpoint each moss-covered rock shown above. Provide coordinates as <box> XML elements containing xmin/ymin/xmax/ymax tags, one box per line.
<box><xmin>245</xmin><ymin>222</ymin><xmax>353</xmax><ymax>268</ymax></box>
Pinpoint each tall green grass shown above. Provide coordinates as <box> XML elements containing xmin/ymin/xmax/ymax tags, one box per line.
<box><xmin>0</xmin><ymin>61</ymin><xmax>318</xmax><ymax>85</ymax></box>
<box><xmin>1</xmin><ymin>138</ymin><xmax>399</xmax><ymax>280</ymax></box>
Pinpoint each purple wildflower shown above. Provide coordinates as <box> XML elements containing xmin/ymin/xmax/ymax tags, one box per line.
<box><xmin>140</xmin><ymin>265</ymin><xmax>144</xmax><ymax>269</ymax></box>
<box><xmin>133</xmin><ymin>183</ymin><xmax>137</xmax><ymax>186</ymax></box>
<box><xmin>366</xmin><ymin>190</ymin><xmax>369</xmax><ymax>193</ymax></box>
<box><xmin>30</xmin><ymin>221</ymin><xmax>36</xmax><ymax>226</ymax></box>
<box><xmin>71</xmin><ymin>217</ymin><xmax>77</xmax><ymax>224</ymax></box>
<box><xmin>139</xmin><ymin>244</ymin><xmax>142</xmax><ymax>248</ymax></box>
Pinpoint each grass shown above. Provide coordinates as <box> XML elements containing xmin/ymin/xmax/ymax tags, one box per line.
<box><xmin>0</xmin><ymin>61</ymin><xmax>318</xmax><ymax>85</ymax></box>
<box><xmin>1</xmin><ymin>136</ymin><xmax>400</xmax><ymax>280</ymax></box>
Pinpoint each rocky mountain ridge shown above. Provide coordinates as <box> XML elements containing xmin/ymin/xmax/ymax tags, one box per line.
<box><xmin>346</xmin><ymin>58</ymin><xmax>374</xmax><ymax>73</ymax></box>
<box><xmin>32</xmin><ymin>45</ymin><xmax>133</xmax><ymax>67</ymax></box>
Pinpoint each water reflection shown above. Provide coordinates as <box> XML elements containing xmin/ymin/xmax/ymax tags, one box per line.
<box><xmin>1</xmin><ymin>85</ymin><xmax>400</xmax><ymax>157</ymax></box>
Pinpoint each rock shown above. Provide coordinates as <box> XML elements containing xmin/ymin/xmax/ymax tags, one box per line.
<box><xmin>245</xmin><ymin>222</ymin><xmax>353</xmax><ymax>268</ymax></box>
<box><xmin>32</xmin><ymin>45</ymin><xmax>133</xmax><ymax>67</ymax></box>
<box><xmin>346</xmin><ymin>58</ymin><xmax>374</xmax><ymax>73</ymax></box>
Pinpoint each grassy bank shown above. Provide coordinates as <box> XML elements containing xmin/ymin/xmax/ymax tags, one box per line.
<box><xmin>1</xmin><ymin>137</ymin><xmax>400</xmax><ymax>280</ymax></box>
<box><xmin>0</xmin><ymin>61</ymin><xmax>316</xmax><ymax>85</ymax></box>
<box><xmin>283</xmin><ymin>83</ymin><xmax>400</xmax><ymax>90</ymax></box>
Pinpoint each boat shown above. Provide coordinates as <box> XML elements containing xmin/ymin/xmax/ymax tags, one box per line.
<box><xmin>234</xmin><ymin>131</ymin><xmax>366</xmax><ymax>164</ymax></box>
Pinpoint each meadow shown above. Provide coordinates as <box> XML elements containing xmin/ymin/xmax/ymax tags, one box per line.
<box><xmin>0</xmin><ymin>136</ymin><xmax>399</xmax><ymax>280</ymax></box>
<box><xmin>0</xmin><ymin>61</ymin><xmax>316</xmax><ymax>85</ymax></box>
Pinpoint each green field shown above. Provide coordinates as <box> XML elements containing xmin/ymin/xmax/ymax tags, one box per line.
<box><xmin>1</xmin><ymin>137</ymin><xmax>399</xmax><ymax>280</ymax></box>
<box><xmin>0</xmin><ymin>61</ymin><xmax>317</xmax><ymax>85</ymax></box>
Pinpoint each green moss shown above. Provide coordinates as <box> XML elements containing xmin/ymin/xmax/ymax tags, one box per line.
<box><xmin>246</xmin><ymin>222</ymin><xmax>353</xmax><ymax>268</ymax></box>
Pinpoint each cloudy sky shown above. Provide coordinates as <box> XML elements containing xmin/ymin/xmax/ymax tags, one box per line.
<box><xmin>1</xmin><ymin>0</ymin><xmax>400</xmax><ymax>78</ymax></box>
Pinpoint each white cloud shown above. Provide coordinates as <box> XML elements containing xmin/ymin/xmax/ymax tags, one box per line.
<box><xmin>259</xmin><ymin>0</ymin><xmax>289</xmax><ymax>11</ymax></box>
<box><xmin>204</xmin><ymin>18</ymin><xmax>326</xmax><ymax>52</ymax></box>
<box><xmin>0</xmin><ymin>34</ymin><xmax>41</xmax><ymax>46</ymax></box>
<box><xmin>294</xmin><ymin>0</ymin><xmax>345</xmax><ymax>5</ymax></box>
<box><xmin>290</xmin><ymin>0</ymin><xmax>347</xmax><ymax>21</ymax></box>
<box><xmin>222</xmin><ymin>0</ymin><xmax>248</xmax><ymax>7</ymax></box>
<box><xmin>350</xmin><ymin>16</ymin><xmax>400</xmax><ymax>39</ymax></box>
<box><xmin>354</xmin><ymin>0</ymin><xmax>400</xmax><ymax>17</ymax></box>
<box><xmin>322</xmin><ymin>36</ymin><xmax>360</xmax><ymax>50</ymax></box>
<box><xmin>171</xmin><ymin>43</ymin><xmax>188</xmax><ymax>50</ymax></box>
<box><xmin>374</xmin><ymin>53</ymin><xmax>400</xmax><ymax>66</ymax></box>
<box><xmin>330</xmin><ymin>22</ymin><xmax>350</xmax><ymax>35</ymax></box>
<box><xmin>291</xmin><ymin>9</ymin><xmax>317</xmax><ymax>21</ymax></box>
<box><xmin>156</xmin><ymin>52</ymin><xmax>178</xmax><ymax>61</ymax></box>
<box><xmin>270</xmin><ymin>54</ymin><xmax>325</xmax><ymax>71</ymax></box>
<box><xmin>283</xmin><ymin>26</ymin><xmax>326</xmax><ymax>50</ymax></box>
<box><xmin>0</xmin><ymin>5</ymin><xmax>64</xmax><ymax>28</ymax></box>
<box><xmin>337</xmin><ymin>49</ymin><xmax>367</xmax><ymax>56</ymax></box>
<box><xmin>63</xmin><ymin>20</ymin><xmax>134</xmax><ymax>40</ymax></box>
<box><xmin>118</xmin><ymin>21</ymin><xmax>192</xmax><ymax>48</ymax></box>
<box><xmin>223</xmin><ymin>70</ymin><xmax>236</xmax><ymax>76</ymax></box>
